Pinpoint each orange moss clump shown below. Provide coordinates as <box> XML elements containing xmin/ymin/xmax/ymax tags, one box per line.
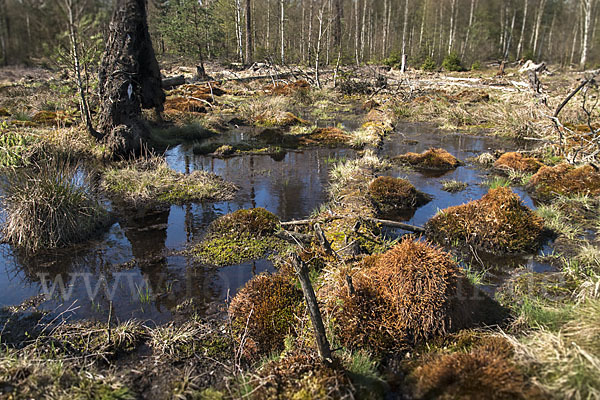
<box><xmin>325</xmin><ymin>238</ymin><xmax>475</xmax><ymax>351</ymax></box>
<box><xmin>208</xmin><ymin>207</ymin><xmax>279</xmax><ymax>236</ymax></box>
<box><xmin>169</xmin><ymin>83</ymin><xmax>226</xmax><ymax>97</ymax></box>
<box><xmin>529</xmin><ymin>163</ymin><xmax>600</xmax><ymax>199</ymax></box>
<box><xmin>449</xmin><ymin>89</ymin><xmax>490</xmax><ymax>103</ymax></box>
<box><xmin>494</xmin><ymin>152</ymin><xmax>543</xmax><ymax>173</ymax></box>
<box><xmin>426</xmin><ymin>187</ymin><xmax>544</xmax><ymax>254</ymax></box>
<box><xmin>409</xmin><ymin>341</ymin><xmax>541</xmax><ymax>400</ymax></box>
<box><xmin>303</xmin><ymin>127</ymin><xmax>350</xmax><ymax>146</ymax></box>
<box><xmin>253</xmin><ymin>349</ymin><xmax>353</xmax><ymax>399</ymax></box>
<box><xmin>396</xmin><ymin>148</ymin><xmax>462</xmax><ymax>171</ymax></box>
<box><xmin>163</xmin><ymin>97</ymin><xmax>206</xmax><ymax>113</ymax></box>
<box><xmin>264</xmin><ymin>80</ymin><xmax>311</xmax><ymax>95</ymax></box>
<box><xmin>228</xmin><ymin>273</ymin><xmax>303</xmax><ymax>357</ymax></box>
<box><xmin>367</xmin><ymin>176</ymin><xmax>431</xmax><ymax>213</ymax></box>
<box><xmin>31</xmin><ymin>110</ymin><xmax>74</xmax><ymax>126</ymax></box>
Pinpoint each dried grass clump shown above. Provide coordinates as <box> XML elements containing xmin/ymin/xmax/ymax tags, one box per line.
<box><xmin>303</xmin><ymin>127</ymin><xmax>350</xmax><ymax>146</ymax></box>
<box><xmin>507</xmin><ymin>299</ymin><xmax>600</xmax><ymax>399</ymax></box>
<box><xmin>325</xmin><ymin>238</ymin><xmax>474</xmax><ymax>351</ymax></box>
<box><xmin>251</xmin><ymin>349</ymin><xmax>353</xmax><ymax>399</ymax></box>
<box><xmin>228</xmin><ymin>273</ymin><xmax>303</xmax><ymax>357</ymax></box>
<box><xmin>367</xmin><ymin>176</ymin><xmax>431</xmax><ymax>213</ymax></box>
<box><xmin>102</xmin><ymin>154</ymin><xmax>236</xmax><ymax>206</ymax></box>
<box><xmin>494</xmin><ymin>152</ymin><xmax>543</xmax><ymax>173</ymax></box>
<box><xmin>409</xmin><ymin>345</ymin><xmax>541</xmax><ymax>400</ymax></box>
<box><xmin>396</xmin><ymin>148</ymin><xmax>462</xmax><ymax>171</ymax></box>
<box><xmin>0</xmin><ymin>161</ymin><xmax>109</xmax><ymax>252</ymax></box>
<box><xmin>31</xmin><ymin>110</ymin><xmax>75</xmax><ymax>126</ymax></box>
<box><xmin>426</xmin><ymin>187</ymin><xmax>544</xmax><ymax>254</ymax></box>
<box><xmin>529</xmin><ymin>163</ymin><xmax>600</xmax><ymax>199</ymax></box>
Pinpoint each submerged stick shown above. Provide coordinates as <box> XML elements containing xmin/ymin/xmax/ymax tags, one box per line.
<box><xmin>291</xmin><ymin>253</ymin><xmax>332</xmax><ymax>365</ymax></box>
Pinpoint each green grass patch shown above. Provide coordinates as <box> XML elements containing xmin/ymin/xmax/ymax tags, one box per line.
<box><xmin>102</xmin><ymin>155</ymin><xmax>236</xmax><ymax>206</ymax></box>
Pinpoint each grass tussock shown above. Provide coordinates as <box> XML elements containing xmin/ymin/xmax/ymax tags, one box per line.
<box><xmin>506</xmin><ymin>299</ymin><xmax>600</xmax><ymax>399</ymax></box>
<box><xmin>367</xmin><ymin>176</ymin><xmax>431</xmax><ymax>213</ymax></box>
<box><xmin>441</xmin><ymin>179</ymin><xmax>468</xmax><ymax>192</ymax></box>
<box><xmin>239</xmin><ymin>95</ymin><xmax>307</xmax><ymax>127</ymax></box>
<box><xmin>494</xmin><ymin>152</ymin><xmax>543</xmax><ymax>174</ymax></box>
<box><xmin>529</xmin><ymin>163</ymin><xmax>600</xmax><ymax>199</ymax></box>
<box><xmin>0</xmin><ymin>160</ymin><xmax>110</xmax><ymax>252</ymax></box>
<box><xmin>395</xmin><ymin>148</ymin><xmax>462</xmax><ymax>171</ymax></box>
<box><xmin>323</xmin><ymin>238</ymin><xmax>477</xmax><ymax>351</ymax></box>
<box><xmin>228</xmin><ymin>273</ymin><xmax>303</xmax><ymax>358</ymax></box>
<box><xmin>426</xmin><ymin>187</ymin><xmax>544</xmax><ymax>254</ymax></box>
<box><xmin>102</xmin><ymin>154</ymin><xmax>236</xmax><ymax>206</ymax></box>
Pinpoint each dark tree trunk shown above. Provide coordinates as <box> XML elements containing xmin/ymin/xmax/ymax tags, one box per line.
<box><xmin>97</xmin><ymin>0</ymin><xmax>165</xmax><ymax>156</ymax></box>
<box><xmin>333</xmin><ymin>0</ymin><xmax>342</xmax><ymax>49</ymax></box>
<box><xmin>245</xmin><ymin>0</ymin><xmax>252</xmax><ymax>64</ymax></box>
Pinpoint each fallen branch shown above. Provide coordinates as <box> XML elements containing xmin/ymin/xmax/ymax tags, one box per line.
<box><xmin>364</xmin><ymin>217</ymin><xmax>425</xmax><ymax>233</ymax></box>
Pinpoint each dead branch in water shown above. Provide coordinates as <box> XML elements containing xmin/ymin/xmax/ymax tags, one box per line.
<box><xmin>280</xmin><ymin>216</ymin><xmax>425</xmax><ymax>233</ymax></box>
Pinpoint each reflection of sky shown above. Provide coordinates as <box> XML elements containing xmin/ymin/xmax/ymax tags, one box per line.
<box><xmin>0</xmin><ymin>126</ymin><xmax>555</xmax><ymax>321</ymax></box>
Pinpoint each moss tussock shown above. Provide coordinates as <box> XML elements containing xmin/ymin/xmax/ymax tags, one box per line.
<box><xmin>395</xmin><ymin>148</ymin><xmax>462</xmax><ymax>171</ymax></box>
<box><xmin>367</xmin><ymin>176</ymin><xmax>431</xmax><ymax>214</ymax></box>
<box><xmin>529</xmin><ymin>163</ymin><xmax>600</xmax><ymax>199</ymax></box>
<box><xmin>228</xmin><ymin>273</ymin><xmax>303</xmax><ymax>357</ymax></box>
<box><xmin>426</xmin><ymin>187</ymin><xmax>544</xmax><ymax>254</ymax></box>
<box><xmin>324</xmin><ymin>238</ymin><xmax>476</xmax><ymax>351</ymax></box>
<box><xmin>189</xmin><ymin>208</ymin><xmax>290</xmax><ymax>266</ymax></box>
<box><xmin>494</xmin><ymin>152</ymin><xmax>543</xmax><ymax>173</ymax></box>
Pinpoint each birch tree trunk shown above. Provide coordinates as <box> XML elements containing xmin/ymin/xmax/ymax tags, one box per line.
<box><xmin>280</xmin><ymin>0</ymin><xmax>284</xmax><ymax>64</ymax></box>
<box><xmin>504</xmin><ymin>8</ymin><xmax>516</xmax><ymax>60</ymax></box>
<box><xmin>235</xmin><ymin>0</ymin><xmax>243</xmax><ymax>61</ymax></box>
<box><xmin>533</xmin><ymin>0</ymin><xmax>547</xmax><ymax>55</ymax></box>
<box><xmin>419</xmin><ymin>0</ymin><xmax>427</xmax><ymax>48</ymax></box>
<box><xmin>580</xmin><ymin>0</ymin><xmax>594</xmax><ymax>68</ymax></box>
<box><xmin>462</xmin><ymin>0</ymin><xmax>475</xmax><ymax>58</ymax></box>
<box><xmin>448</xmin><ymin>0</ymin><xmax>457</xmax><ymax>53</ymax></box>
<box><xmin>517</xmin><ymin>0</ymin><xmax>528</xmax><ymax>59</ymax></box>
<box><xmin>401</xmin><ymin>0</ymin><xmax>409</xmax><ymax>72</ymax></box>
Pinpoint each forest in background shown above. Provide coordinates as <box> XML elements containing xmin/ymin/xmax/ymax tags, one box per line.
<box><xmin>1</xmin><ymin>0</ymin><xmax>600</xmax><ymax>71</ymax></box>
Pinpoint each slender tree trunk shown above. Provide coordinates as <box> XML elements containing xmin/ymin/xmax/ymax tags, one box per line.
<box><xmin>448</xmin><ymin>0</ymin><xmax>456</xmax><ymax>53</ymax></box>
<box><xmin>581</xmin><ymin>0</ymin><xmax>594</xmax><ymax>68</ymax></box>
<box><xmin>315</xmin><ymin>5</ymin><xmax>324</xmax><ymax>88</ymax></box>
<box><xmin>382</xmin><ymin>0</ymin><xmax>388</xmax><ymax>58</ymax></box>
<box><xmin>0</xmin><ymin>0</ymin><xmax>8</xmax><ymax>65</ymax></box>
<box><xmin>354</xmin><ymin>0</ymin><xmax>359</xmax><ymax>65</ymax></box>
<box><xmin>235</xmin><ymin>0</ymin><xmax>243</xmax><ymax>61</ymax></box>
<box><xmin>266</xmin><ymin>0</ymin><xmax>270</xmax><ymax>50</ymax></box>
<box><xmin>400</xmin><ymin>0</ymin><xmax>409</xmax><ymax>71</ymax></box>
<box><xmin>533</xmin><ymin>0</ymin><xmax>547</xmax><ymax>55</ymax></box>
<box><xmin>280</xmin><ymin>0</ymin><xmax>284</xmax><ymax>64</ymax></box>
<box><xmin>517</xmin><ymin>0</ymin><xmax>528</xmax><ymax>59</ymax></box>
<box><xmin>333</xmin><ymin>0</ymin><xmax>342</xmax><ymax>49</ymax></box>
<box><xmin>419</xmin><ymin>0</ymin><xmax>427</xmax><ymax>48</ymax></box>
<box><xmin>245</xmin><ymin>0</ymin><xmax>252</xmax><ymax>64</ymax></box>
<box><xmin>360</xmin><ymin>0</ymin><xmax>367</xmax><ymax>61</ymax></box>
<box><xmin>571</xmin><ymin>20</ymin><xmax>579</xmax><ymax>65</ymax></box>
<box><xmin>504</xmin><ymin>8</ymin><xmax>516</xmax><ymax>60</ymax></box>
<box><xmin>65</xmin><ymin>0</ymin><xmax>94</xmax><ymax>135</ymax></box>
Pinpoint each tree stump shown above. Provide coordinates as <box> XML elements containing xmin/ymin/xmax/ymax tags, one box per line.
<box><xmin>97</xmin><ymin>0</ymin><xmax>165</xmax><ymax>156</ymax></box>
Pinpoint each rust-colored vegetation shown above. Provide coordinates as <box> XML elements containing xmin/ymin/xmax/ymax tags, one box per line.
<box><xmin>426</xmin><ymin>187</ymin><xmax>544</xmax><ymax>254</ymax></box>
<box><xmin>251</xmin><ymin>349</ymin><xmax>352</xmax><ymax>399</ymax></box>
<box><xmin>529</xmin><ymin>163</ymin><xmax>600</xmax><ymax>199</ymax></box>
<box><xmin>31</xmin><ymin>110</ymin><xmax>75</xmax><ymax>126</ymax></box>
<box><xmin>301</xmin><ymin>127</ymin><xmax>350</xmax><ymax>146</ymax></box>
<box><xmin>396</xmin><ymin>148</ymin><xmax>462</xmax><ymax>170</ymax></box>
<box><xmin>367</xmin><ymin>176</ymin><xmax>431</xmax><ymax>213</ymax></box>
<box><xmin>228</xmin><ymin>273</ymin><xmax>303</xmax><ymax>357</ymax></box>
<box><xmin>264</xmin><ymin>79</ymin><xmax>311</xmax><ymax>95</ymax></box>
<box><xmin>324</xmin><ymin>238</ymin><xmax>476</xmax><ymax>351</ymax></box>
<box><xmin>494</xmin><ymin>152</ymin><xmax>543</xmax><ymax>173</ymax></box>
<box><xmin>208</xmin><ymin>207</ymin><xmax>279</xmax><ymax>236</ymax></box>
<box><xmin>408</xmin><ymin>338</ymin><xmax>542</xmax><ymax>400</ymax></box>
<box><xmin>163</xmin><ymin>97</ymin><xmax>207</xmax><ymax>114</ymax></box>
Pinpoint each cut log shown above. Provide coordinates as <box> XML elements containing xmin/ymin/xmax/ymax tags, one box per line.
<box><xmin>364</xmin><ymin>217</ymin><xmax>425</xmax><ymax>233</ymax></box>
<box><xmin>161</xmin><ymin>75</ymin><xmax>186</xmax><ymax>89</ymax></box>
